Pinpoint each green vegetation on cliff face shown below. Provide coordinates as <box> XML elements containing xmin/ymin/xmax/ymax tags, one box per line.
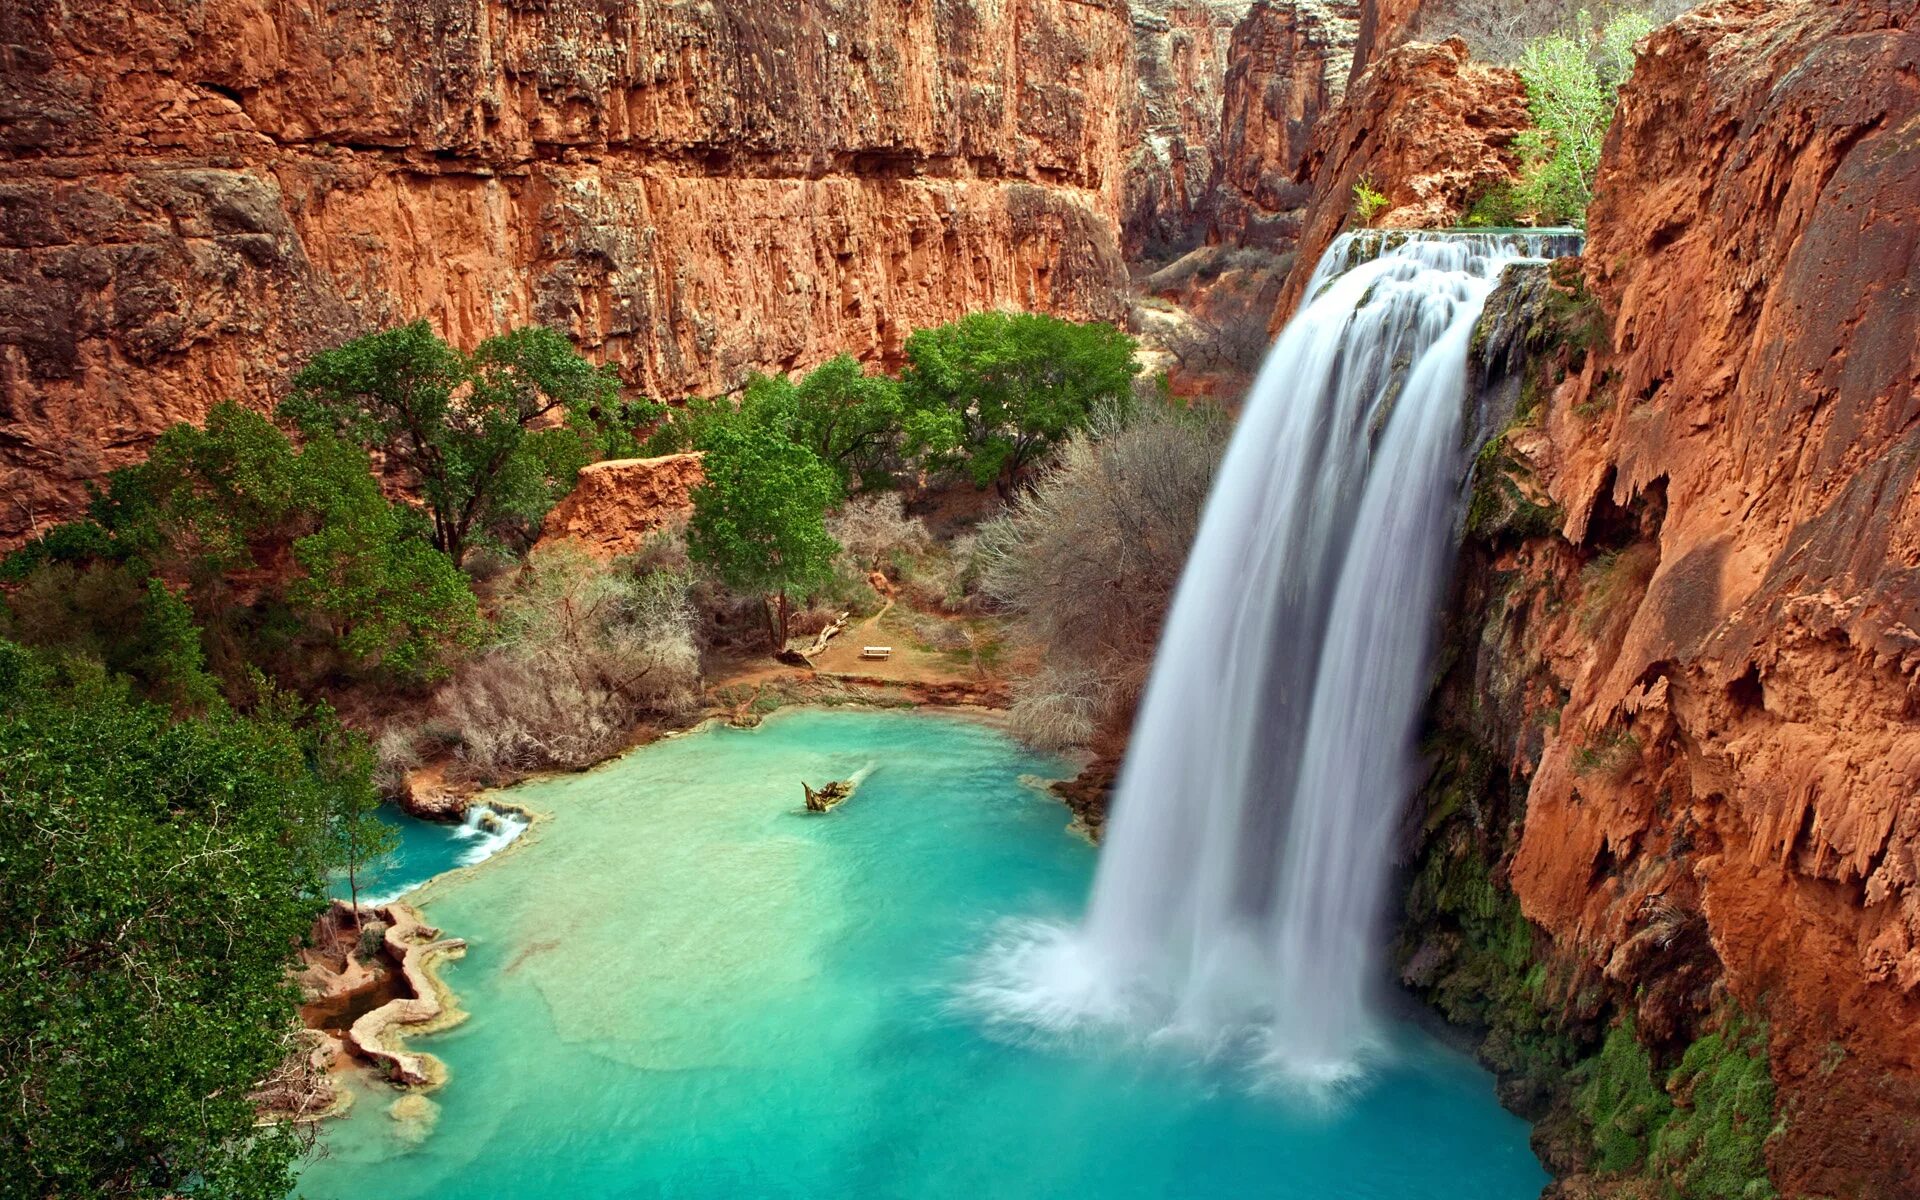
<box><xmin>1465</xmin><ymin>9</ymin><xmax>1653</xmax><ymax>227</ymax></box>
<box><xmin>0</xmin><ymin>642</ymin><xmax>370</xmax><ymax>1200</ymax></box>
<box><xmin>1401</xmin><ymin>276</ymin><xmax>1781</xmax><ymax>1198</ymax></box>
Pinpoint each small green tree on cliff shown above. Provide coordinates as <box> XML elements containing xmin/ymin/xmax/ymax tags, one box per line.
<box><xmin>280</xmin><ymin>322</ymin><xmax>654</xmax><ymax>567</ymax></box>
<box><xmin>902</xmin><ymin>312</ymin><xmax>1138</xmax><ymax>494</ymax></box>
<box><xmin>686</xmin><ymin>424</ymin><xmax>840</xmax><ymax>650</ymax></box>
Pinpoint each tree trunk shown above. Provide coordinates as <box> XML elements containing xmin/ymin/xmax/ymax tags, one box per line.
<box><xmin>767</xmin><ymin>591</ymin><xmax>792</xmax><ymax>652</ymax></box>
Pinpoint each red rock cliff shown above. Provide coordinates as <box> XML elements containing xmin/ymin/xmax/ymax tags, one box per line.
<box><xmin>0</xmin><ymin>0</ymin><xmax>1138</xmax><ymax>540</ymax></box>
<box><xmin>1269</xmin><ymin>32</ymin><xmax>1527</xmax><ymax>321</ymax></box>
<box><xmin>1208</xmin><ymin>0</ymin><xmax>1360</xmax><ymax>251</ymax></box>
<box><xmin>1461</xmin><ymin>0</ymin><xmax>1920</xmax><ymax>1191</ymax></box>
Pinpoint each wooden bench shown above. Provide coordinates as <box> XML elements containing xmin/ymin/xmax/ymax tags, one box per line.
<box><xmin>861</xmin><ymin>646</ymin><xmax>893</xmax><ymax>660</ymax></box>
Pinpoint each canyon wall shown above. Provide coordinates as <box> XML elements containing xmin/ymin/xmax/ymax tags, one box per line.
<box><xmin>0</xmin><ymin>0</ymin><xmax>1139</xmax><ymax>541</ymax></box>
<box><xmin>1407</xmin><ymin>0</ymin><xmax>1920</xmax><ymax>1193</ymax></box>
<box><xmin>1124</xmin><ymin>0</ymin><xmax>1255</xmax><ymax>258</ymax></box>
<box><xmin>1208</xmin><ymin>0</ymin><xmax>1359</xmax><ymax>250</ymax></box>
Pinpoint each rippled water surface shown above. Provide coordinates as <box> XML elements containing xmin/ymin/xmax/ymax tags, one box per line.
<box><xmin>301</xmin><ymin>708</ymin><xmax>1545</xmax><ymax>1200</ymax></box>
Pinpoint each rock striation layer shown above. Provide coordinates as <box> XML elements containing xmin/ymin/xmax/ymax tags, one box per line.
<box><xmin>0</xmin><ymin>0</ymin><xmax>1139</xmax><ymax>542</ymax></box>
<box><xmin>1416</xmin><ymin>1</ymin><xmax>1920</xmax><ymax>1193</ymax></box>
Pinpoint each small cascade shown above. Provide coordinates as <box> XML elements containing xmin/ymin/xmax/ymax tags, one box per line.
<box><xmin>451</xmin><ymin>803</ymin><xmax>531</xmax><ymax>867</ymax></box>
<box><xmin>974</xmin><ymin>229</ymin><xmax>1578</xmax><ymax>1086</ymax></box>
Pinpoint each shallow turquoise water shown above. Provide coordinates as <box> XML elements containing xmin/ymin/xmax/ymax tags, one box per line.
<box><xmin>325</xmin><ymin>804</ymin><xmax>525</xmax><ymax>906</ymax></box>
<box><xmin>300</xmin><ymin>708</ymin><xmax>1545</xmax><ymax>1199</ymax></box>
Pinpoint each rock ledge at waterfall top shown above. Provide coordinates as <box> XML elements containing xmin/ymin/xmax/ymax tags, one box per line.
<box><xmin>1270</xmin><ymin>35</ymin><xmax>1529</xmax><ymax>325</ymax></box>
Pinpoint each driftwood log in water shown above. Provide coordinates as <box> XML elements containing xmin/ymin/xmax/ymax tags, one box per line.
<box><xmin>802</xmin><ymin>780</ymin><xmax>855</xmax><ymax>813</ymax></box>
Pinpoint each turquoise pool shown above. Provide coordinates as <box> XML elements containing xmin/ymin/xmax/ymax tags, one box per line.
<box><xmin>300</xmin><ymin>708</ymin><xmax>1545</xmax><ymax>1199</ymax></box>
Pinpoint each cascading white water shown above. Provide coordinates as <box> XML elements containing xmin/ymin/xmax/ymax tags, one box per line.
<box><xmin>973</xmin><ymin>229</ymin><xmax>1577</xmax><ymax>1086</ymax></box>
<box><xmin>452</xmin><ymin>802</ymin><xmax>531</xmax><ymax>867</ymax></box>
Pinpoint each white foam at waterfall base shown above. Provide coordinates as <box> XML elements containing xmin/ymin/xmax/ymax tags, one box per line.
<box><xmin>965</xmin><ymin>230</ymin><xmax>1568</xmax><ymax>1096</ymax></box>
<box><xmin>450</xmin><ymin>803</ymin><xmax>531</xmax><ymax>867</ymax></box>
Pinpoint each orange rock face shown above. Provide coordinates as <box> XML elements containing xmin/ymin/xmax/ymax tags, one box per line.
<box><xmin>535</xmin><ymin>452</ymin><xmax>704</xmax><ymax>560</ymax></box>
<box><xmin>1124</xmin><ymin>0</ymin><xmax>1257</xmax><ymax>258</ymax></box>
<box><xmin>0</xmin><ymin>0</ymin><xmax>1139</xmax><ymax>543</ymax></box>
<box><xmin>1475</xmin><ymin>0</ymin><xmax>1920</xmax><ymax>1190</ymax></box>
<box><xmin>1271</xmin><ymin>34</ymin><xmax>1526</xmax><ymax>321</ymax></box>
<box><xmin>1209</xmin><ymin>0</ymin><xmax>1360</xmax><ymax>250</ymax></box>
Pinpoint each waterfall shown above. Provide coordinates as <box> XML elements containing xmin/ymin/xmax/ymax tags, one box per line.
<box><xmin>972</xmin><ymin>229</ymin><xmax>1576</xmax><ymax>1086</ymax></box>
<box><xmin>451</xmin><ymin>803</ymin><xmax>531</xmax><ymax>867</ymax></box>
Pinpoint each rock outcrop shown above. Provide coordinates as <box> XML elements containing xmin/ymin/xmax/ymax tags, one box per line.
<box><xmin>1208</xmin><ymin>0</ymin><xmax>1360</xmax><ymax>250</ymax></box>
<box><xmin>1124</xmin><ymin>0</ymin><xmax>1256</xmax><ymax>259</ymax></box>
<box><xmin>0</xmin><ymin>0</ymin><xmax>1139</xmax><ymax>542</ymax></box>
<box><xmin>1415</xmin><ymin>1</ymin><xmax>1920</xmax><ymax>1193</ymax></box>
<box><xmin>1271</xmin><ymin>33</ymin><xmax>1528</xmax><ymax>322</ymax></box>
<box><xmin>536</xmin><ymin>452</ymin><xmax>703</xmax><ymax>560</ymax></box>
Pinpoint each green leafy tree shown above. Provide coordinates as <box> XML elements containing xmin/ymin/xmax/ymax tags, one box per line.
<box><xmin>1503</xmin><ymin>8</ymin><xmax>1653</xmax><ymax>225</ymax></box>
<box><xmin>741</xmin><ymin>354</ymin><xmax>910</xmax><ymax>492</ymax></box>
<box><xmin>686</xmin><ymin>423</ymin><xmax>841</xmax><ymax>649</ymax></box>
<box><xmin>0</xmin><ymin>641</ymin><xmax>365</xmax><ymax>1199</ymax></box>
<box><xmin>902</xmin><ymin>312</ymin><xmax>1138</xmax><ymax>492</ymax></box>
<box><xmin>285</xmin><ymin>436</ymin><xmax>483</xmax><ymax>681</ymax></box>
<box><xmin>281</xmin><ymin>321</ymin><xmax>648</xmax><ymax>566</ymax></box>
<box><xmin>1</xmin><ymin>403</ymin><xmax>482</xmax><ymax>686</ymax></box>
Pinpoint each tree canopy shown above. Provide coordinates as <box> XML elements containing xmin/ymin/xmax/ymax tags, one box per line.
<box><xmin>0</xmin><ymin>643</ymin><xmax>369</xmax><ymax>1200</ymax></box>
<box><xmin>280</xmin><ymin>321</ymin><xmax>654</xmax><ymax>566</ymax></box>
<box><xmin>901</xmin><ymin>312</ymin><xmax>1138</xmax><ymax>491</ymax></box>
<box><xmin>685</xmin><ymin>422</ymin><xmax>841</xmax><ymax>647</ymax></box>
<box><xmin>2</xmin><ymin>403</ymin><xmax>481</xmax><ymax>689</ymax></box>
<box><xmin>739</xmin><ymin>354</ymin><xmax>910</xmax><ymax>493</ymax></box>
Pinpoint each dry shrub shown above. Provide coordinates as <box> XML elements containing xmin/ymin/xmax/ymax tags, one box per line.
<box><xmin>372</xmin><ymin>726</ymin><xmax>422</xmax><ymax>796</ymax></box>
<box><xmin>828</xmin><ymin>493</ymin><xmax>931</xmax><ymax>571</ymax></box>
<box><xmin>1007</xmin><ymin>665</ymin><xmax>1103</xmax><ymax>751</ymax></box>
<box><xmin>433</xmin><ymin>544</ymin><xmax>700</xmax><ymax>783</ymax></box>
<box><xmin>981</xmin><ymin>400</ymin><xmax>1228</xmax><ymax>747</ymax></box>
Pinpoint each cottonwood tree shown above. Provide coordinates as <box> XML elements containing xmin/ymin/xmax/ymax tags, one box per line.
<box><xmin>281</xmin><ymin>322</ymin><xmax>652</xmax><ymax>567</ymax></box>
<box><xmin>686</xmin><ymin>423</ymin><xmax>841</xmax><ymax>650</ymax></box>
<box><xmin>741</xmin><ymin>354</ymin><xmax>910</xmax><ymax>493</ymax></box>
<box><xmin>902</xmin><ymin>312</ymin><xmax>1139</xmax><ymax>493</ymax></box>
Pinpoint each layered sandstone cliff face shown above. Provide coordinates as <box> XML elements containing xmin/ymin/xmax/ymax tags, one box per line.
<box><xmin>1414</xmin><ymin>0</ymin><xmax>1920</xmax><ymax>1192</ymax></box>
<box><xmin>0</xmin><ymin>0</ymin><xmax>1138</xmax><ymax>542</ymax></box>
<box><xmin>1123</xmin><ymin>0</ymin><xmax>1255</xmax><ymax>258</ymax></box>
<box><xmin>1208</xmin><ymin>0</ymin><xmax>1359</xmax><ymax>249</ymax></box>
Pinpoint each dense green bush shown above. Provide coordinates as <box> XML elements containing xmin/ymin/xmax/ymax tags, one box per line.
<box><xmin>0</xmin><ymin>642</ymin><xmax>374</xmax><ymax>1199</ymax></box>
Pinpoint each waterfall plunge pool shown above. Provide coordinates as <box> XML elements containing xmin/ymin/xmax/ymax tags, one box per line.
<box><xmin>300</xmin><ymin>708</ymin><xmax>1544</xmax><ymax>1199</ymax></box>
